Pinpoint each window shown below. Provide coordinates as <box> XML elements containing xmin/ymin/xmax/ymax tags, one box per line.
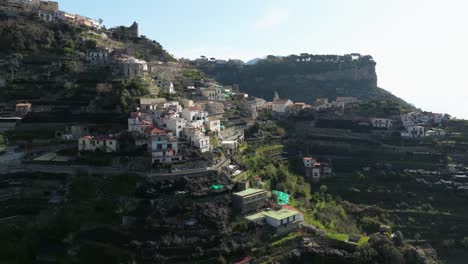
<box><xmin>157</xmin><ymin>144</ymin><xmax>162</xmax><ymax>150</ymax></box>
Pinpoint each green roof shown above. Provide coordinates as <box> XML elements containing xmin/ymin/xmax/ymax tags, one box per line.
<box><xmin>272</xmin><ymin>190</ymin><xmax>289</xmax><ymax>205</ymax></box>
<box><xmin>263</xmin><ymin>209</ymin><xmax>297</xmax><ymax>221</ymax></box>
<box><xmin>210</xmin><ymin>184</ymin><xmax>224</xmax><ymax>190</ymax></box>
<box><xmin>234</xmin><ymin>188</ymin><xmax>266</xmax><ymax>197</ymax></box>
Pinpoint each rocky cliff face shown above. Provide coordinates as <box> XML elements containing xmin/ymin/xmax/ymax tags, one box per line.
<box><xmin>196</xmin><ymin>54</ymin><xmax>406</xmax><ymax>105</ymax></box>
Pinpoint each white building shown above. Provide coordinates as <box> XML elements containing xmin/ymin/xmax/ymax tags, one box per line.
<box><xmin>425</xmin><ymin>129</ymin><xmax>446</xmax><ymax>137</ymax></box>
<box><xmin>191</xmin><ymin>133</ymin><xmax>210</xmax><ymax>153</ymax></box>
<box><xmin>165</xmin><ymin>118</ymin><xmax>187</xmax><ymax>138</ymax></box>
<box><xmin>78</xmin><ymin>136</ymin><xmax>118</xmax><ymax>153</ymax></box>
<box><xmin>264</xmin><ymin>209</ymin><xmax>304</xmax><ymax>227</ymax></box>
<box><xmin>202</xmin><ymin>86</ymin><xmax>227</xmax><ymax>101</ymax></box>
<box><xmin>116</xmin><ymin>56</ymin><xmax>148</xmax><ymax>78</ymax></box>
<box><xmin>303</xmin><ymin>157</ymin><xmax>332</xmax><ymax>183</ymax></box>
<box><xmin>205</xmin><ymin>118</ymin><xmax>221</xmax><ymax>133</ymax></box>
<box><xmin>38</xmin><ymin>9</ymin><xmax>56</xmax><ymax>21</ymax></box>
<box><xmin>272</xmin><ymin>99</ymin><xmax>293</xmax><ymax>113</ymax></box>
<box><xmin>370</xmin><ymin>118</ymin><xmax>393</xmax><ymax>129</ymax></box>
<box><xmin>128</xmin><ymin>112</ymin><xmax>153</xmax><ymax>134</ymax></box>
<box><xmin>402</xmin><ymin>126</ymin><xmax>425</xmax><ymax>138</ymax></box>
<box><xmin>181</xmin><ymin>107</ymin><xmax>208</xmax><ymax>123</ymax></box>
<box><xmin>149</xmin><ymin>128</ymin><xmax>181</xmax><ymax>164</ymax></box>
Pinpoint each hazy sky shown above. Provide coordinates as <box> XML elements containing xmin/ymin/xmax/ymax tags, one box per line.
<box><xmin>59</xmin><ymin>0</ymin><xmax>468</xmax><ymax>118</ymax></box>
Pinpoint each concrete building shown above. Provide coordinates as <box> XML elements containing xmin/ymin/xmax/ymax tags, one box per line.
<box><xmin>87</xmin><ymin>48</ymin><xmax>112</xmax><ymax>63</ymax></box>
<box><xmin>402</xmin><ymin>126</ymin><xmax>425</xmax><ymax>138</ymax></box>
<box><xmin>139</xmin><ymin>98</ymin><xmax>166</xmax><ymax>111</ymax></box>
<box><xmin>191</xmin><ymin>133</ymin><xmax>210</xmax><ymax>153</ymax></box>
<box><xmin>116</xmin><ymin>56</ymin><xmax>148</xmax><ymax>78</ymax></box>
<box><xmin>78</xmin><ymin>136</ymin><xmax>118</xmax><ymax>153</ymax></box>
<box><xmin>15</xmin><ymin>103</ymin><xmax>31</xmax><ymax>116</ymax></box>
<box><xmin>272</xmin><ymin>99</ymin><xmax>293</xmax><ymax>113</ymax></box>
<box><xmin>181</xmin><ymin>107</ymin><xmax>208</xmax><ymax>123</ymax></box>
<box><xmin>149</xmin><ymin>128</ymin><xmax>181</xmax><ymax>164</ymax></box>
<box><xmin>246</xmin><ymin>208</ymin><xmax>304</xmax><ymax>235</ymax></box>
<box><xmin>37</xmin><ymin>9</ymin><xmax>55</xmax><ymax>21</ymax></box>
<box><xmin>205</xmin><ymin>118</ymin><xmax>221</xmax><ymax>133</ymax></box>
<box><xmin>128</xmin><ymin>112</ymin><xmax>153</xmax><ymax>134</ymax></box>
<box><xmin>165</xmin><ymin>118</ymin><xmax>187</xmax><ymax>138</ymax></box>
<box><xmin>39</xmin><ymin>1</ymin><xmax>58</xmax><ymax>12</ymax></box>
<box><xmin>232</xmin><ymin>188</ymin><xmax>269</xmax><ymax>214</ymax></box>
<box><xmin>303</xmin><ymin>157</ymin><xmax>332</xmax><ymax>183</ymax></box>
<box><xmin>370</xmin><ymin>118</ymin><xmax>393</xmax><ymax>129</ymax></box>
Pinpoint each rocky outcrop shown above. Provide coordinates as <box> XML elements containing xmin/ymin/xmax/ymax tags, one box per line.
<box><xmin>195</xmin><ymin>54</ymin><xmax>408</xmax><ymax>106</ymax></box>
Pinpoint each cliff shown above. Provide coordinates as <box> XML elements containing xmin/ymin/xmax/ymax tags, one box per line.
<box><xmin>195</xmin><ymin>54</ymin><xmax>409</xmax><ymax>106</ymax></box>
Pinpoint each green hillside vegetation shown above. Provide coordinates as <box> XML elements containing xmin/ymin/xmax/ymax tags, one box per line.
<box><xmin>196</xmin><ymin>54</ymin><xmax>411</xmax><ymax>107</ymax></box>
<box><xmin>0</xmin><ymin>15</ymin><xmax>173</xmax><ymax>110</ymax></box>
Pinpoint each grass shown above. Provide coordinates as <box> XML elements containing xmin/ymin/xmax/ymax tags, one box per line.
<box><xmin>271</xmin><ymin>232</ymin><xmax>301</xmax><ymax>247</ymax></box>
<box><xmin>325</xmin><ymin>233</ymin><xmax>370</xmax><ymax>246</ymax></box>
<box><xmin>357</xmin><ymin>236</ymin><xmax>370</xmax><ymax>246</ymax></box>
<box><xmin>256</xmin><ymin>144</ymin><xmax>283</xmax><ymax>154</ymax></box>
<box><xmin>239</xmin><ymin>142</ymin><xmax>248</xmax><ymax>153</ymax></box>
<box><xmin>326</xmin><ymin>233</ymin><xmax>349</xmax><ymax>242</ymax></box>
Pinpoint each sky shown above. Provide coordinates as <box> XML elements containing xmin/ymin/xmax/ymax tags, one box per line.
<box><xmin>59</xmin><ymin>0</ymin><xmax>468</xmax><ymax>118</ymax></box>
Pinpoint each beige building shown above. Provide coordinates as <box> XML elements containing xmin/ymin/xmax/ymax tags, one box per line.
<box><xmin>232</xmin><ymin>188</ymin><xmax>269</xmax><ymax>214</ymax></box>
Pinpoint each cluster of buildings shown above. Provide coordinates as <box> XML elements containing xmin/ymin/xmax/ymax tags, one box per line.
<box><xmin>1</xmin><ymin>0</ymin><xmax>100</xmax><ymax>28</ymax></box>
<box><xmin>312</xmin><ymin>97</ymin><xmax>359</xmax><ymax>111</ymax></box>
<box><xmin>400</xmin><ymin>112</ymin><xmax>448</xmax><ymax>138</ymax></box>
<box><xmin>125</xmin><ymin>97</ymin><xmax>225</xmax><ymax>164</ymax></box>
<box><xmin>232</xmin><ymin>188</ymin><xmax>304</xmax><ymax>236</ymax></box>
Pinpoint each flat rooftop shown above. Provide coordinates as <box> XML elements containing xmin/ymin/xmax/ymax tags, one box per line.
<box><xmin>263</xmin><ymin>209</ymin><xmax>298</xmax><ymax>221</ymax></box>
<box><xmin>233</xmin><ymin>188</ymin><xmax>266</xmax><ymax>198</ymax></box>
<box><xmin>245</xmin><ymin>211</ymin><xmax>265</xmax><ymax>221</ymax></box>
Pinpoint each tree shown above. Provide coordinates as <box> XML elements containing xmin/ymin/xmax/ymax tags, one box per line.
<box><xmin>320</xmin><ymin>185</ymin><xmax>328</xmax><ymax>195</ymax></box>
<box><xmin>414</xmin><ymin>233</ymin><xmax>421</xmax><ymax>242</ymax></box>
<box><xmin>276</xmin><ymin>127</ymin><xmax>286</xmax><ymax>137</ymax></box>
<box><xmin>361</xmin><ymin>216</ymin><xmax>381</xmax><ymax>234</ymax></box>
<box><xmin>393</xmin><ymin>231</ymin><xmax>404</xmax><ymax>246</ymax></box>
<box><xmin>98</xmin><ymin>18</ymin><xmax>103</xmax><ymax>27</ymax></box>
<box><xmin>442</xmin><ymin>239</ymin><xmax>455</xmax><ymax>249</ymax></box>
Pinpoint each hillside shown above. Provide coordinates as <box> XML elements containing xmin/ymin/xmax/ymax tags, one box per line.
<box><xmin>195</xmin><ymin>54</ymin><xmax>411</xmax><ymax>107</ymax></box>
<box><xmin>0</xmin><ymin>14</ymin><xmax>178</xmax><ymax>112</ymax></box>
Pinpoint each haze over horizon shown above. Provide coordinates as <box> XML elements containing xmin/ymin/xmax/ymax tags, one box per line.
<box><xmin>59</xmin><ymin>0</ymin><xmax>468</xmax><ymax>119</ymax></box>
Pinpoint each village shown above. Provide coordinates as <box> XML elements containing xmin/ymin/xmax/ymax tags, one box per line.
<box><xmin>1</xmin><ymin>1</ymin><xmax>467</xmax><ymax>263</ymax></box>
